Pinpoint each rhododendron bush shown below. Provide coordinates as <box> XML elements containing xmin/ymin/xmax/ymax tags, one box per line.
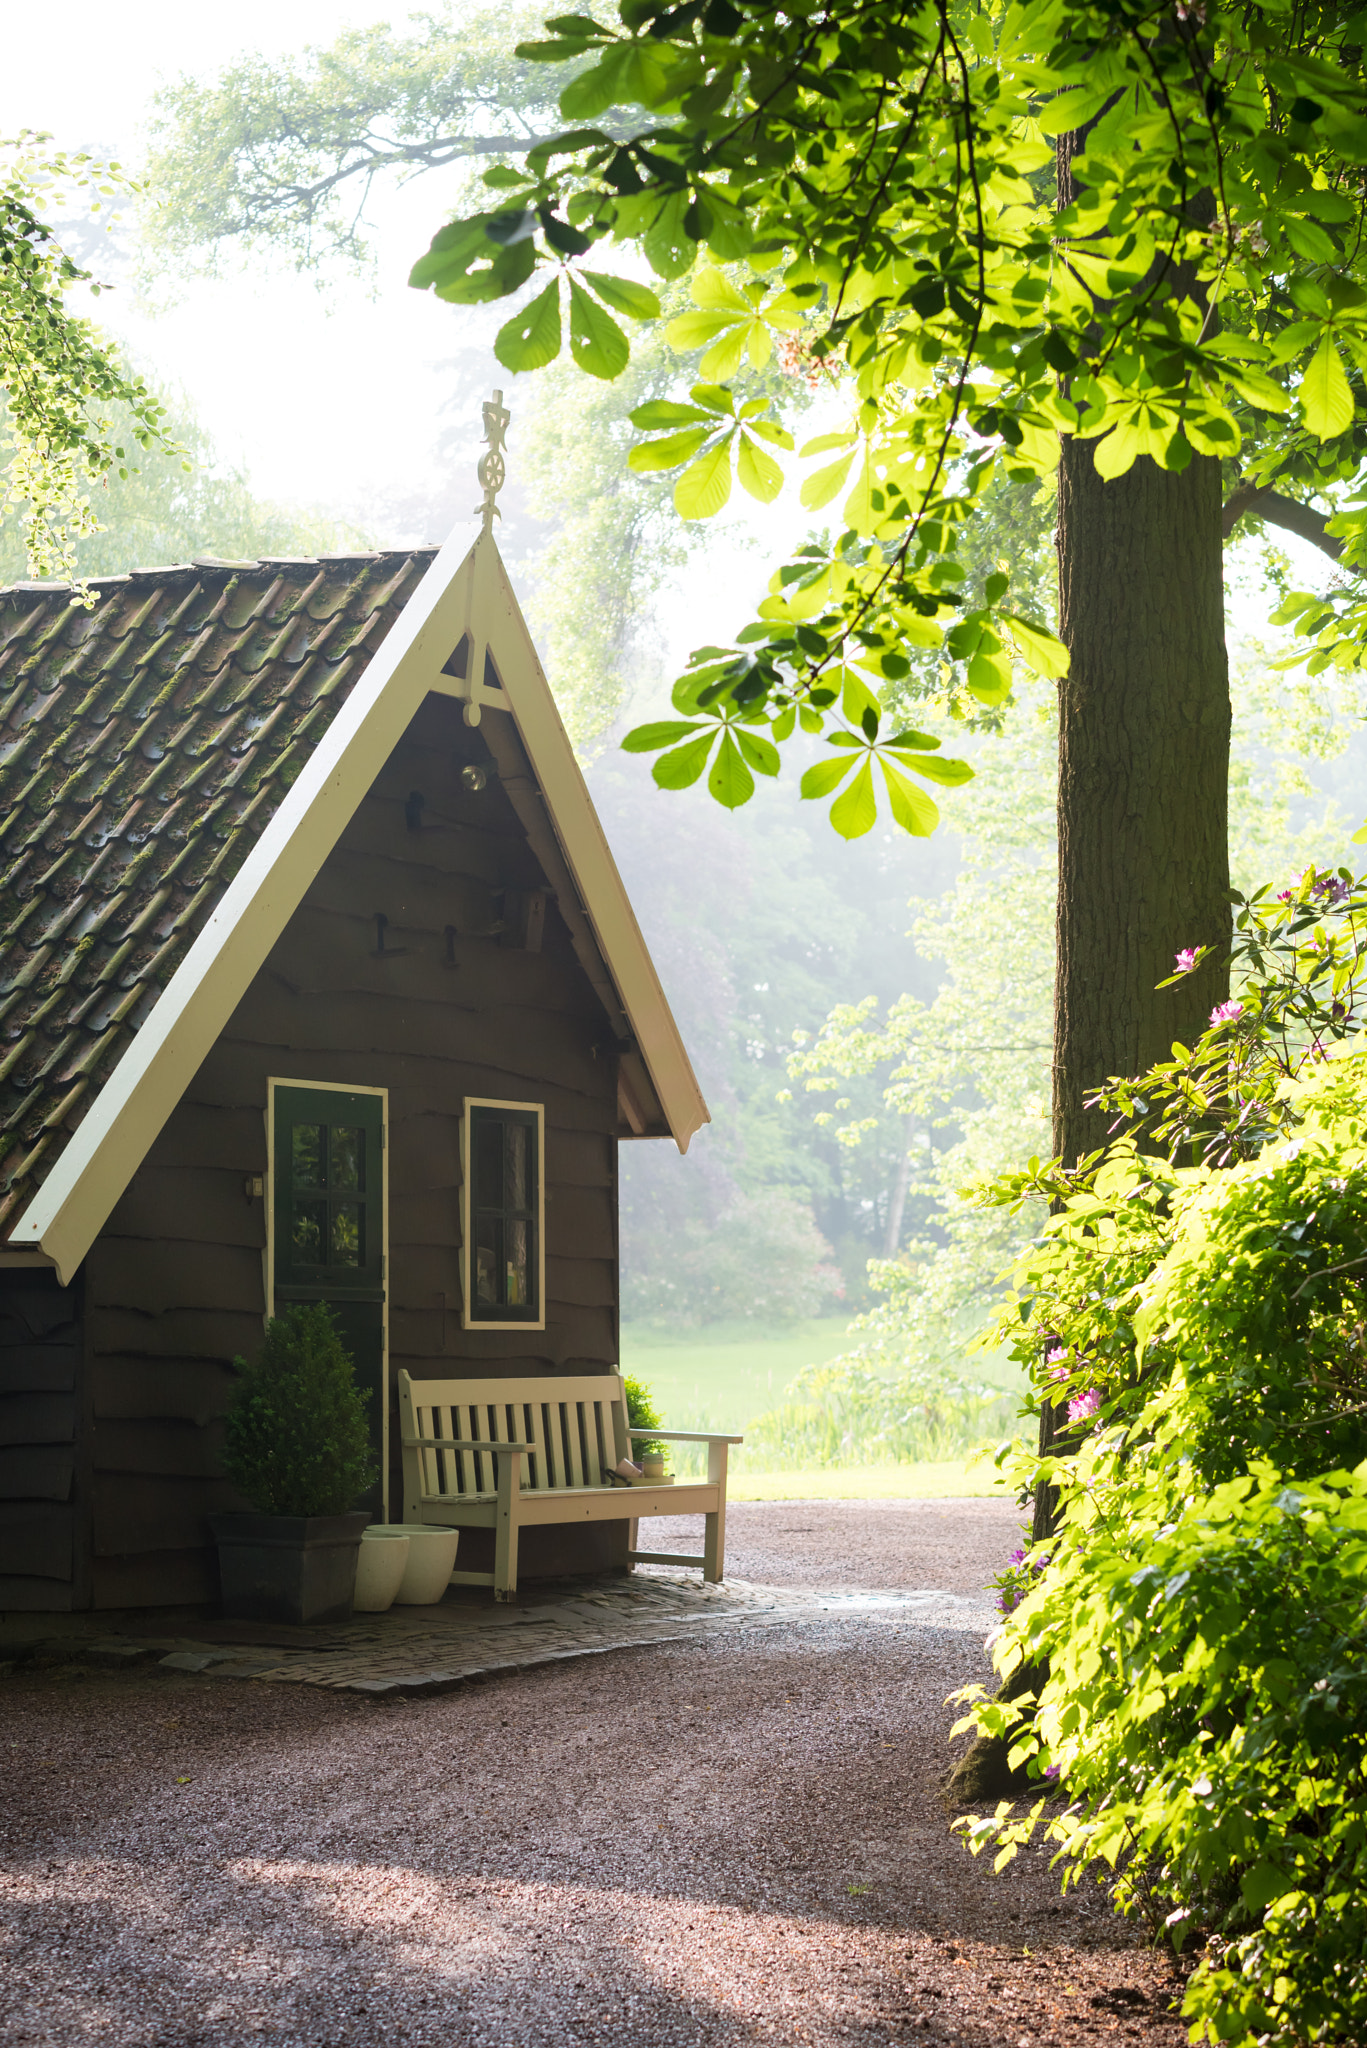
<box><xmin>956</xmin><ymin>872</ymin><xmax>1367</xmax><ymax>2045</ymax></box>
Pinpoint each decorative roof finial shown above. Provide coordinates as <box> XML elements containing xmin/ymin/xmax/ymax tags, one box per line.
<box><xmin>477</xmin><ymin>388</ymin><xmax>511</xmax><ymax>534</ymax></box>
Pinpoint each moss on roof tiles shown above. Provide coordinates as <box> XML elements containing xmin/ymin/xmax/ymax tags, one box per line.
<box><xmin>0</xmin><ymin>546</ymin><xmax>436</xmax><ymax>1239</ymax></box>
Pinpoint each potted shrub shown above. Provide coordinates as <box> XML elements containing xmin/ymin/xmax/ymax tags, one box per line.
<box><xmin>210</xmin><ymin>1304</ymin><xmax>379</xmax><ymax>1625</ymax></box>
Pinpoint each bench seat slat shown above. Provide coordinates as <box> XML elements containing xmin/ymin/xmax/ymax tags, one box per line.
<box><xmin>413</xmin><ymin>1482</ymin><xmax>720</xmax><ymax>1528</ymax></box>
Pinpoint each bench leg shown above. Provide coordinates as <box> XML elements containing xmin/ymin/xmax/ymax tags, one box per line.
<box><xmin>703</xmin><ymin>1440</ymin><xmax>728</xmax><ymax>1583</ymax></box>
<box><xmin>494</xmin><ymin>1449</ymin><xmax>522</xmax><ymax>1601</ymax></box>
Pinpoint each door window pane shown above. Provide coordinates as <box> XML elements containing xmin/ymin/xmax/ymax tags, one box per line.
<box><xmin>292</xmin><ymin>1124</ymin><xmax>325</xmax><ymax>1187</ymax></box>
<box><xmin>332</xmin><ymin>1127</ymin><xmax>363</xmax><ymax>1192</ymax></box>
<box><xmin>292</xmin><ymin>1200</ymin><xmax>327</xmax><ymax>1264</ymax></box>
<box><xmin>331</xmin><ymin>1203</ymin><xmax>362</xmax><ymax>1266</ymax></box>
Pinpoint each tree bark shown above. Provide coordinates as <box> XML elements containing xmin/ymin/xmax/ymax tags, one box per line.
<box><xmin>1052</xmin><ymin>135</ymin><xmax>1232</xmax><ymax>1168</ymax></box>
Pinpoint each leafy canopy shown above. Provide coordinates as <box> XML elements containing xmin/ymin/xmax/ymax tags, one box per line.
<box><xmin>410</xmin><ymin>0</ymin><xmax>1367</xmax><ymax>840</ymax></box>
<box><xmin>1</xmin><ymin>132</ymin><xmax>177</xmax><ymax>583</ymax></box>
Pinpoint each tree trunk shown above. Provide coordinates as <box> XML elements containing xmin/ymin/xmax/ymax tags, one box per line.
<box><xmin>883</xmin><ymin>1123</ymin><xmax>914</xmax><ymax>1258</ymax></box>
<box><xmin>1052</xmin><ymin>135</ymin><xmax>1232</xmax><ymax>1168</ymax></box>
<box><xmin>954</xmin><ymin>138</ymin><xmax>1238</xmax><ymax>1808</ymax></box>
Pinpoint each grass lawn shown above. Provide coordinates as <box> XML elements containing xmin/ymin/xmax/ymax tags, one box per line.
<box><xmin>620</xmin><ymin>1316</ymin><xmax>858</xmax><ymax>1436</ymax></box>
<box><xmin>728</xmin><ymin>1461</ymin><xmax>1008</xmax><ymax>1501</ymax></box>
<box><xmin>622</xmin><ymin>1318</ymin><xmax>1018</xmax><ymax>1498</ymax></box>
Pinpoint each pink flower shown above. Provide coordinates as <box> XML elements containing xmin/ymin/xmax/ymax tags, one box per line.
<box><xmin>1175</xmin><ymin>948</ymin><xmax>1200</xmax><ymax>973</ymax></box>
<box><xmin>1045</xmin><ymin>1345</ymin><xmax>1068</xmax><ymax>1364</ymax></box>
<box><xmin>1209</xmin><ymin>1000</ymin><xmax>1244</xmax><ymax>1026</ymax></box>
<box><xmin>1068</xmin><ymin>1388</ymin><xmax>1103</xmax><ymax>1425</ymax></box>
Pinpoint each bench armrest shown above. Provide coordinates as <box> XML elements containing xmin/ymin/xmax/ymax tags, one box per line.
<box><xmin>626</xmin><ymin>1429</ymin><xmax>744</xmax><ymax>1445</ymax></box>
<box><xmin>402</xmin><ymin>1437</ymin><xmax>531</xmax><ymax>1452</ymax></box>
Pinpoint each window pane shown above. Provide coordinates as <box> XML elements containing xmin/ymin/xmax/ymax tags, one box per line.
<box><xmin>506</xmin><ymin>1123</ymin><xmax>529</xmax><ymax>1210</ymax></box>
<box><xmin>475</xmin><ymin>1119</ymin><xmax>503</xmax><ymax>1209</ymax></box>
<box><xmin>292</xmin><ymin>1124</ymin><xmax>325</xmax><ymax>1188</ymax></box>
<box><xmin>506</xmin><ymin>1219</ymin><xmax>529</xmax><ymax>1307</ymax></box>
<box><xmin>292</xmin><ymin>1199</ymin><xmax>327</xmax><ymax>1264</ymax></box>
<box><xmin>331</xmin><ymin>1202</ymin><xmax>362</xmax><ymax>1266</ymax></box>
<box><xmin>331</xmin><ymin>1127</ymin><xmax>363</xmax><ymax>1192</ymax></box>
<box><xmin>476</xmin><ymin>1218</ymin><xmax>501</xmax><ymax>1306</ymax></box>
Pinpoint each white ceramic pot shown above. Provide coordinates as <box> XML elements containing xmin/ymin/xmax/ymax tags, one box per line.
<box><xmin>353</xmin><ymin>1528</ymin><xmax>410</xmax><ymax>1612</ymax></box>
<box><xmin>395</xmin><ymin>1524</ymin><xmax>460</xmax><ymax>1604</ymax></box>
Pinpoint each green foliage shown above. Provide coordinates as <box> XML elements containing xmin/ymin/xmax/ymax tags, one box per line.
<box><xmin>784</xmin><ymin>617</ymin><xmax>1358</xmax><ymax>1393</ymax></box>
<box><xmin>223</xmin><ymin>1304</ymin><xmax>378</xmax><ymax>1518</ymax></box>
<box><xmin>514</xmin><ymin>325</ymin><xmax>695</xmax><ymax>750</ymax></box>
<box><xmin>142</xmin><ymin>5</ymin><xmax>567</xmax><ymax>275</ymax></box>
<box><xmin>623</xmin><ymin>1371</ymin><xmax>665</xmax><ymax>1460</ymax></box>
<box><xmin>1092</xmin><ymin>864</ymin><xmax>1367</xmax><ymax>1165</ymax></box>
<box><xmin>1</xmin><ymin>133</ymin><xmax>178</xmax><ymax>582</ymax></box>
<box><xmin>0</xmin><ymin>373</ymin><xmax>370</xmax><ymax>589</ymax></box>
<box><xmin>743</xmin><ymin>1352</ymin><xmax>1016</xmax><ymax>1470</ymax></box>
<box><xmin>955</xmin><ymin>996</ymin><xmax>1367</xmax><ymax>2044</ymax></box>
<box><xmin>623</xmin><ymin>1186</ymin><xmax>843</xmax><ymax>1328</ymax></box>
<box><xmin>414</xmin><ymin>0</ymin><xmax>1367</xmax><ymax>838</ymax></box>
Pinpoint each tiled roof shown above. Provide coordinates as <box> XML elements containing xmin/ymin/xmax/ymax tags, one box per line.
<box><xmin>0</xmin><ymin>549</ymin><xmax>438</xmax><ymax>1237</ymax></box>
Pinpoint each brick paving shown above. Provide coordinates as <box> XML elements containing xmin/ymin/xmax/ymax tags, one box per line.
<box><xmin>1</xmin><ymin>1567</ymin><xmax>991</xmax><ymax>1700</ymax></box>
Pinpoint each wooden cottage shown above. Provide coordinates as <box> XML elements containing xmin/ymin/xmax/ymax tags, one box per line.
<box><xmin>0</xmin><ymin>472</ymin><xmax>708</xmax><ymax>1613</ymax></box>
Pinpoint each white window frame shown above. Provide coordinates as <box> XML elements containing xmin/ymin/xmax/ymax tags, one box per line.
<box><xmin>461</xmin><ymin>1097</ymin><xmax>546</xmax><ymax>1332</ymax></box>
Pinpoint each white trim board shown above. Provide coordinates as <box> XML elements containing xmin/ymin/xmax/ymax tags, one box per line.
<box><xmin>9</xmin><ymin>529</ymin><xmax>708</xmax><ymax>1284</ymax></box>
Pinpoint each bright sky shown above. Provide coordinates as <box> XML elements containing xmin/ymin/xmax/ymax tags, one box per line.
<box><xmin>3</xmin><ymin>1</ymin><xmax>515</xmax><ymax>533</ymax></box>
<box><xmin>4</xmin><ymin>0</ymin><xmax>806</xmax><ymax>661</ymax></box>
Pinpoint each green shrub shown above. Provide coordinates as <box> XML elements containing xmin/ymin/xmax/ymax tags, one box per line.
<box><xmin>956</xmin><ymin>872</ymin><xmax>1367</xmax><ymax>2046</ymax></box>
<box><xmin>223</xmin><ymin>1304</ymin><xmax>378</xmax><ymax>1517</ymax></box>
<box><xmin>744</xmin><ymin>1352</ymin><xmax>1016</xmax><ymax>1468</ymax></box>
<box><xmin>623</xmin><ymin>1372</ymin><xmax>665</xmax><ymax>1462</ymax></box>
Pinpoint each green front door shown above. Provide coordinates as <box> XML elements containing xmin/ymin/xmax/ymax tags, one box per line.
<box><xmin>272</xmin><ymin>1084</ymin><xmax>386</xmax><ymax>1517</ymax></box>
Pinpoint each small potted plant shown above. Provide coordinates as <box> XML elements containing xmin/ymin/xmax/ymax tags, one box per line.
<box><xmin>210</xmin><ymin>1304</ymin><xmax>379</xmax><ymax>1625</ymax></box>
<box><xmin>624</xmin><ymin>1374</ymin><xmax>671</xmax><ymax>1483</ymax></box>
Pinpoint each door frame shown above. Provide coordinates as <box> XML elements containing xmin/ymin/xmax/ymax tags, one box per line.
<box><xmin>265</xmin><ymin>1077</ymin><xmax>390</xmax><ymax>1520</ymax></box>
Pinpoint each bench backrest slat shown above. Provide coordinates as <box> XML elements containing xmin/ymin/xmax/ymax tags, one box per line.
<box><xmin>399</xmin><ymin>1373</ymin><xmax>630</xmax><ymax>1501</ymax></box>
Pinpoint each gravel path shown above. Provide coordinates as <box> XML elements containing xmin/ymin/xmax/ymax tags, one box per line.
<box><xmin>0</xmin><ymin>1500</ymin><xmax>1187</xmax><ymax>2047</ymax></box>
<box><xmin>644</xmin><ymin>1497</ymin><xmax>1026</xmax><ymax>1595</ymax></box>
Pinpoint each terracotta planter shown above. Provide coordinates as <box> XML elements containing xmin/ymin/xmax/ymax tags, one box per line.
<box><xmin>210</xmin><ymin>1511</ymin><xmax>370</xmax><ymax>1624</ymax></box>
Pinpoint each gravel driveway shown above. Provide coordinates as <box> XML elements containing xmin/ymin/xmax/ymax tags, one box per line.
<box><xmin>1</xmin><ymin>1499</ymin><xmax>1186</xmax><ymax>2046</ymax></box>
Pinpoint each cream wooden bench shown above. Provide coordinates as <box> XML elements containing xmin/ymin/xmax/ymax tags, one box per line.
<box><xmin>397</xmin><ymin>1371</ymin><xmax>742</xmax><ymax>1601</ymax></box>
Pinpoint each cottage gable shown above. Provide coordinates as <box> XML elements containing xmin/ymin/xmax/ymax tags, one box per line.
<box><xmin>0</xmin><ymin>530</ymin><xmax>706</xmax><ymax>1283</ymax></box>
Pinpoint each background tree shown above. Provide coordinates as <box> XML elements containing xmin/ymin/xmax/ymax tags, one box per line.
<box><xmin>141</xmin><ymin>4</ymin><xmax>577</xmax><ymax>277</ymax></box>
<box><xmin>0</xmin><ymin>371</ymin><xmax>370</xmax><ymax>587</ymax></box>
<box><xmin>407</xmin><ymin>0</ymin><xmax>1367</xmax><ymax>1175</ymax></box>
<box><xmin>1</xmin><ymin>131</ymin><xmax>176</xmax><ymax>580</ymax></box>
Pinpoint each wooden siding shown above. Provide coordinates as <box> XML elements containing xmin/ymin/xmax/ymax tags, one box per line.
<box><xmin>81</xmin><ymin>691</ymin><xmax>624</xmax><ymax>1605</ymax></box>
<box><xmin>0</xmin><ymin>1268</ymin><xmax>82</xmax><ymax>1611</ymax></box>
